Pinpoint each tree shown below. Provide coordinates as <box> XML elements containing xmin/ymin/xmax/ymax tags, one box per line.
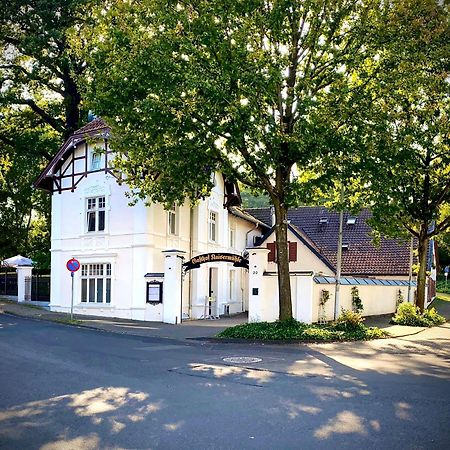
<box><xmin>356</xmin><ymin>0</ymin><xmax>450</xmax><ymax>311</ymax></box>
<box><xmin>0</xmin><ymin>0</ymin><xmax>94</xmax><ymax>267</ymax></box>
<box><xmin>80</xmin><ymin>0</ymin><xmax>383</xmax><ymax>320</ymax></box>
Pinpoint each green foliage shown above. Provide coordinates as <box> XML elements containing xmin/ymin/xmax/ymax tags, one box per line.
<box><xmin>319</xmin><ymin>289</ymin><xmax>330</xmax><ymax>307</ymax></box>
<box><xmin>351</xmin><ymin>287</ymin><xmax>364</xmax><ymax>313</ymax></box>
<box><xmin>217</xmin><ymin>317</ymin><xmax>386</xmax><ymax>341</ymax></box>
<box><xmin>391</xmin><ymin>303</ymin><xmax>446</xmax><ymax>327</ymax></box>
<box><xmin>436</xmin><ymin>275</ymin><xmax>450</xmax><ymax>295</ymax></box>
<box><xmin>333</xmin><ymin>309</ymin><xmax>365</xmax><ymax>332</ymax></box>
<box><xmin>0</xmin><ymin>0</ymin><xmax>94</xmax><ymax>267</ymax></box>
<box><xmin>396</xmin><ymin>289</ymin><xmax>405</xmax><ymax>309</ymax></box>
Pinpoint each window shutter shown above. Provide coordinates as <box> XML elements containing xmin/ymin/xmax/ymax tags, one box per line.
<box><xmin>267</xmin><ymin>242</ymin><xmax>276</xmax><ymax>262</ymax></box>
<box><xmin>289</xmin><ymin>241</ymin><xmax>297</xmax><ymax>262</ymax></box>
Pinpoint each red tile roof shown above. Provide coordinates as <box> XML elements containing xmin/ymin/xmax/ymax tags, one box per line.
<box><xmin>246</xmin><ymin>207</ymin><xmax>412</xmax><ymax>276</ymax></box>
<box><xmin>72</xmin><ymin>118</ymin><xmax>109</xmax><ymax>136</ymax></box>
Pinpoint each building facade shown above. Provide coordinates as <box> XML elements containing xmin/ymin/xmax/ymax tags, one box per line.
<box><xmin>35</xmin><ymin>119</ymin><xmax>265</xmax><ymax>322</ymax></box>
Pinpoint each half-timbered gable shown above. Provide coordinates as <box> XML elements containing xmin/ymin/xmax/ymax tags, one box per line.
<box><xmin>34</xmin><ymin>118</ymin><xmax>114</xmax><ymax>193</ymax></box>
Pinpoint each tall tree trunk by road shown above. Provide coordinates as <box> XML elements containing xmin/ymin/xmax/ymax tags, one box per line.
<box><xmin>273</xmin><ymin>200</ymin><xmax>292</xmax><ymax>321</ymax></box>
<box><xmin>416</xmin><ymin>225</ymin><xmax>429</xmax><ymax>312</ymax></box>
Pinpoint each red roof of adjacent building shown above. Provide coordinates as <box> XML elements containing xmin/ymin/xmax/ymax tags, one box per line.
<box><xmin>246</xmin><ymin>207</ymin><xmax>412</xmax><ymax>276</ymax></box>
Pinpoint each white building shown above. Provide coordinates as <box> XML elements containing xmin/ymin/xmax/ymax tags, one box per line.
<box><xmin>34</xmin><ymin>119</ymin><xmax>265</xmax><ymax>323</ymax></box>
<box><xmin>35</xmin><ymin>119</ymin><xmax>426</xmax><ymax>324</ymax></box>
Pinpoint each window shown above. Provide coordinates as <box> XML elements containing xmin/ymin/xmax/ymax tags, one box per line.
<box><xmin>146</xmin><ymin>281</ymin><xmax>163</xmax><ymax>303</ymax></box>
<box><xmin>81</xmin><ymin>263</ymin><xmax>111</xmax><ymax>304</ymax></box>
<box><xmin>209</xmin><ymin>211</ymin><xmax>217</xmax><ymax>242</ymax></box>
<box><xmin>229</xmin><ymin>270</ymin><xmax>235</xmax><ymax>300</ymax></box>
<box><xmin>91</xmin><ymin>152</ymin><xmax>101</xmax><ymax>170</ymax></box>
<box><xmin>168</xmin><ymin>204</ymin><xmax>177</xmax><ymax>235</ymax></box>
<box><xmin>267</xmin><ymin>241</ymin><xmax>297</xmax><ymax>262</ymax></box>
<box><xmin>86</xmin><ymin>196</ymin><xmax>106</xmax><ymax>232</ymax></box>
<box><xmin>229</xmin><ymin>226</ymin><xmax>235</xmax><ymax>248</ymax></box>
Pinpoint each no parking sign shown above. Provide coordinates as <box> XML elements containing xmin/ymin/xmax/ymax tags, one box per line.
<box><xmin>66</xmin><ymin>258</ymin><xmax>80</xmax><ymax>273</ymax></box>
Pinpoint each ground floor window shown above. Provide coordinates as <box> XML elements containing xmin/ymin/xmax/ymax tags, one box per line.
<box><xmin>81</xmin><ymin>263</ymin><xmax>111</xmax><ymax>304</ymax></box>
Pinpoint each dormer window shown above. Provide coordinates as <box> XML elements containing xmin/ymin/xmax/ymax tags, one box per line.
<box><xmin>342</xmin><ymin>243</ymin><xmax>349</xmax><ymax>251</ymax></box>
<box><xmin>347</xmin><ymin>217</ymin><xmax>357</xmax><ymax>226</ymax></box>
<box><xmin>91</xmin><ymin>152</ymin><xmax>101</xmax><ymax>170</ymax></box>
<box><xmin>319</xmin><ymin>217</ymin><xmax>328</xmax><ymax>224</ymax></box>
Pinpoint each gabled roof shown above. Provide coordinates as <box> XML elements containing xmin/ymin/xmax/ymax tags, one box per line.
<box><xmin>34</xmin><ymin>118</ymin><xmax>110</xmax><ymax>191</ymax></box>
<box><xmin>246</xmin><ymin>206</ymin><xmax>412</xmax><ymax>276</ymax></box>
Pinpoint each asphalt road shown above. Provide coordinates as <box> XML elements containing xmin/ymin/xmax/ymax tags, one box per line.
<box><xmin>0</xmin><ymin>315</ymin><xmax>449</xmax><ymax>450</ymax></box>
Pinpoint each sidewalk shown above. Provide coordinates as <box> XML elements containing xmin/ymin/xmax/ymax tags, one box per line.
<box><xmin>1</xmin><ymin>296</ymin><xmax>448</xmax><ymax>342</ymax></box>
<box><xmin>0</xmin><ymin>298</ymin><xmax>247</xmax><ymax>340</ymax></box>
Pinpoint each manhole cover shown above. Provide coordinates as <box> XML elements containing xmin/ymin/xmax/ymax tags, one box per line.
<box><xmin>222</xmin><ymin>356</ymin><xmax>262</xmax><ymax>364</ymax></box>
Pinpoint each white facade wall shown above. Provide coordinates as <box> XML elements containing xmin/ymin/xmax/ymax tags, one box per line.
<box><xmin>49</xmin><ymin>141</ymin><xmax>257</xmax><ymax>322</ymax></box>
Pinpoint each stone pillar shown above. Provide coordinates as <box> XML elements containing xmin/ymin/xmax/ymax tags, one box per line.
<box><xmin>162</xmin><ymin>249</ymin><xmax>185</xmax><ymax>324</ymax></box>
<box><xmin>17</xmin><ymin>266</ymin><xmax>33</xmax><ymax>303</ymax></box>
<box><xmin>296</xmin><ymin>275</ymin><xmax>314</xmax><ymax>324</ymax></box>
<box><xmin>248</xmin><ymin>248</ymin><xmax>270</xmax><ymax>322</ymax></box>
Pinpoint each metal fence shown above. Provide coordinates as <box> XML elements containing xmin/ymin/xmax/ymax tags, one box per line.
<box><xmin>26</xmin><ymin>274</ymin><xmax>51</xmax><ymax>301</ymax></box>
<box><xmin>0</xmin><ymin>272</ymin><xmax>18</xmax><ymax>296</ymax></box>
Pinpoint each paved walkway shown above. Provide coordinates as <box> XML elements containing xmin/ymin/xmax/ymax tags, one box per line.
<box><xmin>0</xmin><ymin>298</ymin><xmax>247</xmax><ymax>340</ymax></box>
<box><xmin>1</xmin><ymin>295</ymin><xmax>448</xmax><ymax>342</ymax></box>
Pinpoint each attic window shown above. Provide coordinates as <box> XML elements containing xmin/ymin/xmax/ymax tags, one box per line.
<box><xmin>342</xmin><ymin>243</ymin><xmax>349</xmax><ymax>251</ymax></box>
<box><xmin>347</xmin><ymin>217</ymin><xmax>357</xmax><ymax>226</ymax></box>
<box><xmin>319</xmin><ymin>217</ymin><xmax>328</xmax><ymax>224</ymax></box>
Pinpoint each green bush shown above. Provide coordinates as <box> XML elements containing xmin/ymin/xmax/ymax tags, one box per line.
<box><xmin>391</xmin><ymin>303</ymin><xmax>446</xmax><ymax>327</ymax></box>
<box><xmin>423</xmin><ymin>307</ymin><xmax>446</xmax><ymax>325</ymax></box>
<box><xmin>217</xmin><ymin>316</ymin><xmax>387</xmax><ymax>341</ymax></box>
<box><xmin>333</xmin><ymin>309</ymin><xmax>365</xmax><ymax>332</ymax></box>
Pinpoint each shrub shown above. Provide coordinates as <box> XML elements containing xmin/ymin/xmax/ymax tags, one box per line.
<box><xmin>391</xmin><ymin>303</ymin><xmax>446</xmax><ymax>327</ymax></box>
<box><xmin>422</xmin><ymin>307</ymin><xmax>446</xmax><ymax>325</ymax></box>
<box><xmin>396</xmin><ymin>289</ymin><xmax>404</xmax><ymax>309</ymax></box>
<box><xmin>351</xmin><ymin>287</ymin><xmax>364</xmax><ymax>312</ymax></box>
<box><xmin>333</xmin><ymin>309</ymin><xmax>365</xmax><ymax>332</ymax></box>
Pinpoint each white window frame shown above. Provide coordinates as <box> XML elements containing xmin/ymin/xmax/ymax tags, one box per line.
<box><xmin>86</xmin><ymin>196</ymin><xmax>106</xmax><ymax>233</ymax></box>
<box><xmin>168</xmin><ymin>203</ymin><xmax>178</xmax><ymax>236</ymax></box>
<box><xmin>80</xmin><ymin>263</ymin><xmax>112</xmax><ymax>304</ymax></box>
<box><xmin>208</xmin><ymin>210</ymin><xmax>218</xmax><ymax>243</ymax></box>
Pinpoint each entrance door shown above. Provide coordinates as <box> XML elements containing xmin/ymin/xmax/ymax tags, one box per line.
<box><xmin>208</xmin><ymin>267</ymin><xmax>218</xmax><ymax>315</ymax></box>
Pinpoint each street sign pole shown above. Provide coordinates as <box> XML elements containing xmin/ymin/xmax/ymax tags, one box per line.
<box><xmin>66</xmin><ymin>258</ymin><xmax>80</xmax><ymax>320</ymax></box>
<box><xmin>70</xmin><ymin>272</ymin><xmax>74</xmax><ymax>320</ymax></box>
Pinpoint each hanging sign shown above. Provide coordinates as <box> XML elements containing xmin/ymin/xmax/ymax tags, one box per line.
<box><xmin>183</xmin><ymin>253</ymin><xmax>249</xmax><ymax>271</ymax></box>
<box><xmin>66</xmin><ymin>258</ymin><xmax>80</xmax><ymax>273</ymax></box>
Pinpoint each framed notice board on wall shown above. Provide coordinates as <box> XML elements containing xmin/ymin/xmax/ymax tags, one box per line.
<box><xmin>146</xmin><ymin>281</ymin><xmax>163</xmax><ymax>303</ymax></box>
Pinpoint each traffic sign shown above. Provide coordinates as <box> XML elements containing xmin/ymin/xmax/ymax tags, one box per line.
<box><xmin>66</xmin><ymin>258</ymin><xmax>80</xmax><ymax>272</ymax></box>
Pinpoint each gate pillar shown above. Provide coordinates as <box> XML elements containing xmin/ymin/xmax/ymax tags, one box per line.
<box><xmin>248</xmin><ymin>247</ymin><xmax>270</xmax><ymax>322</ymax></box>
<box><xmin>17</xmin><ymin>266</ymin><xmax>33</xmax><ymax>303</ymax></box>
<box><xmin>162</xmin><ymin>249</ymin><xmax>185</xmax><ymax>324</ymax></box>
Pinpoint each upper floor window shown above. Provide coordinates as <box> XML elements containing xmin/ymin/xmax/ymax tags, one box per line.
<box><xmin>87</xmin><ymin>196</ymin><xmax>105</xmax><ymax>232</ymax></box>
<box><xmin>209</xmin><ymin>211</ymin><xmax>217</xmax><ymax>242</ymax></box>
<box><xmin>168</xmin><ymin>204</ymin><xmax>178</xmax><ymax>235</ymax></box>
<box><xmin>91</xmin><ymin>152</ymin><xmax>101</xmax><ymax>170</ymax></box>
<box><xmin>229</xmin><ymin>226</ymin><xmax>236</xmax><ymax>248</ymax></box>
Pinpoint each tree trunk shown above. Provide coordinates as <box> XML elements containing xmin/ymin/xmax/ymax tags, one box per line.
<box><xmin>416</xmin><ymin>228</ymin><xmax>429</xmax><ymax>312</ymax></box>
<box><xmin>273</xmin><ymin>199</ymin><xmax>293</xmax><ymax>321</ymax></box>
